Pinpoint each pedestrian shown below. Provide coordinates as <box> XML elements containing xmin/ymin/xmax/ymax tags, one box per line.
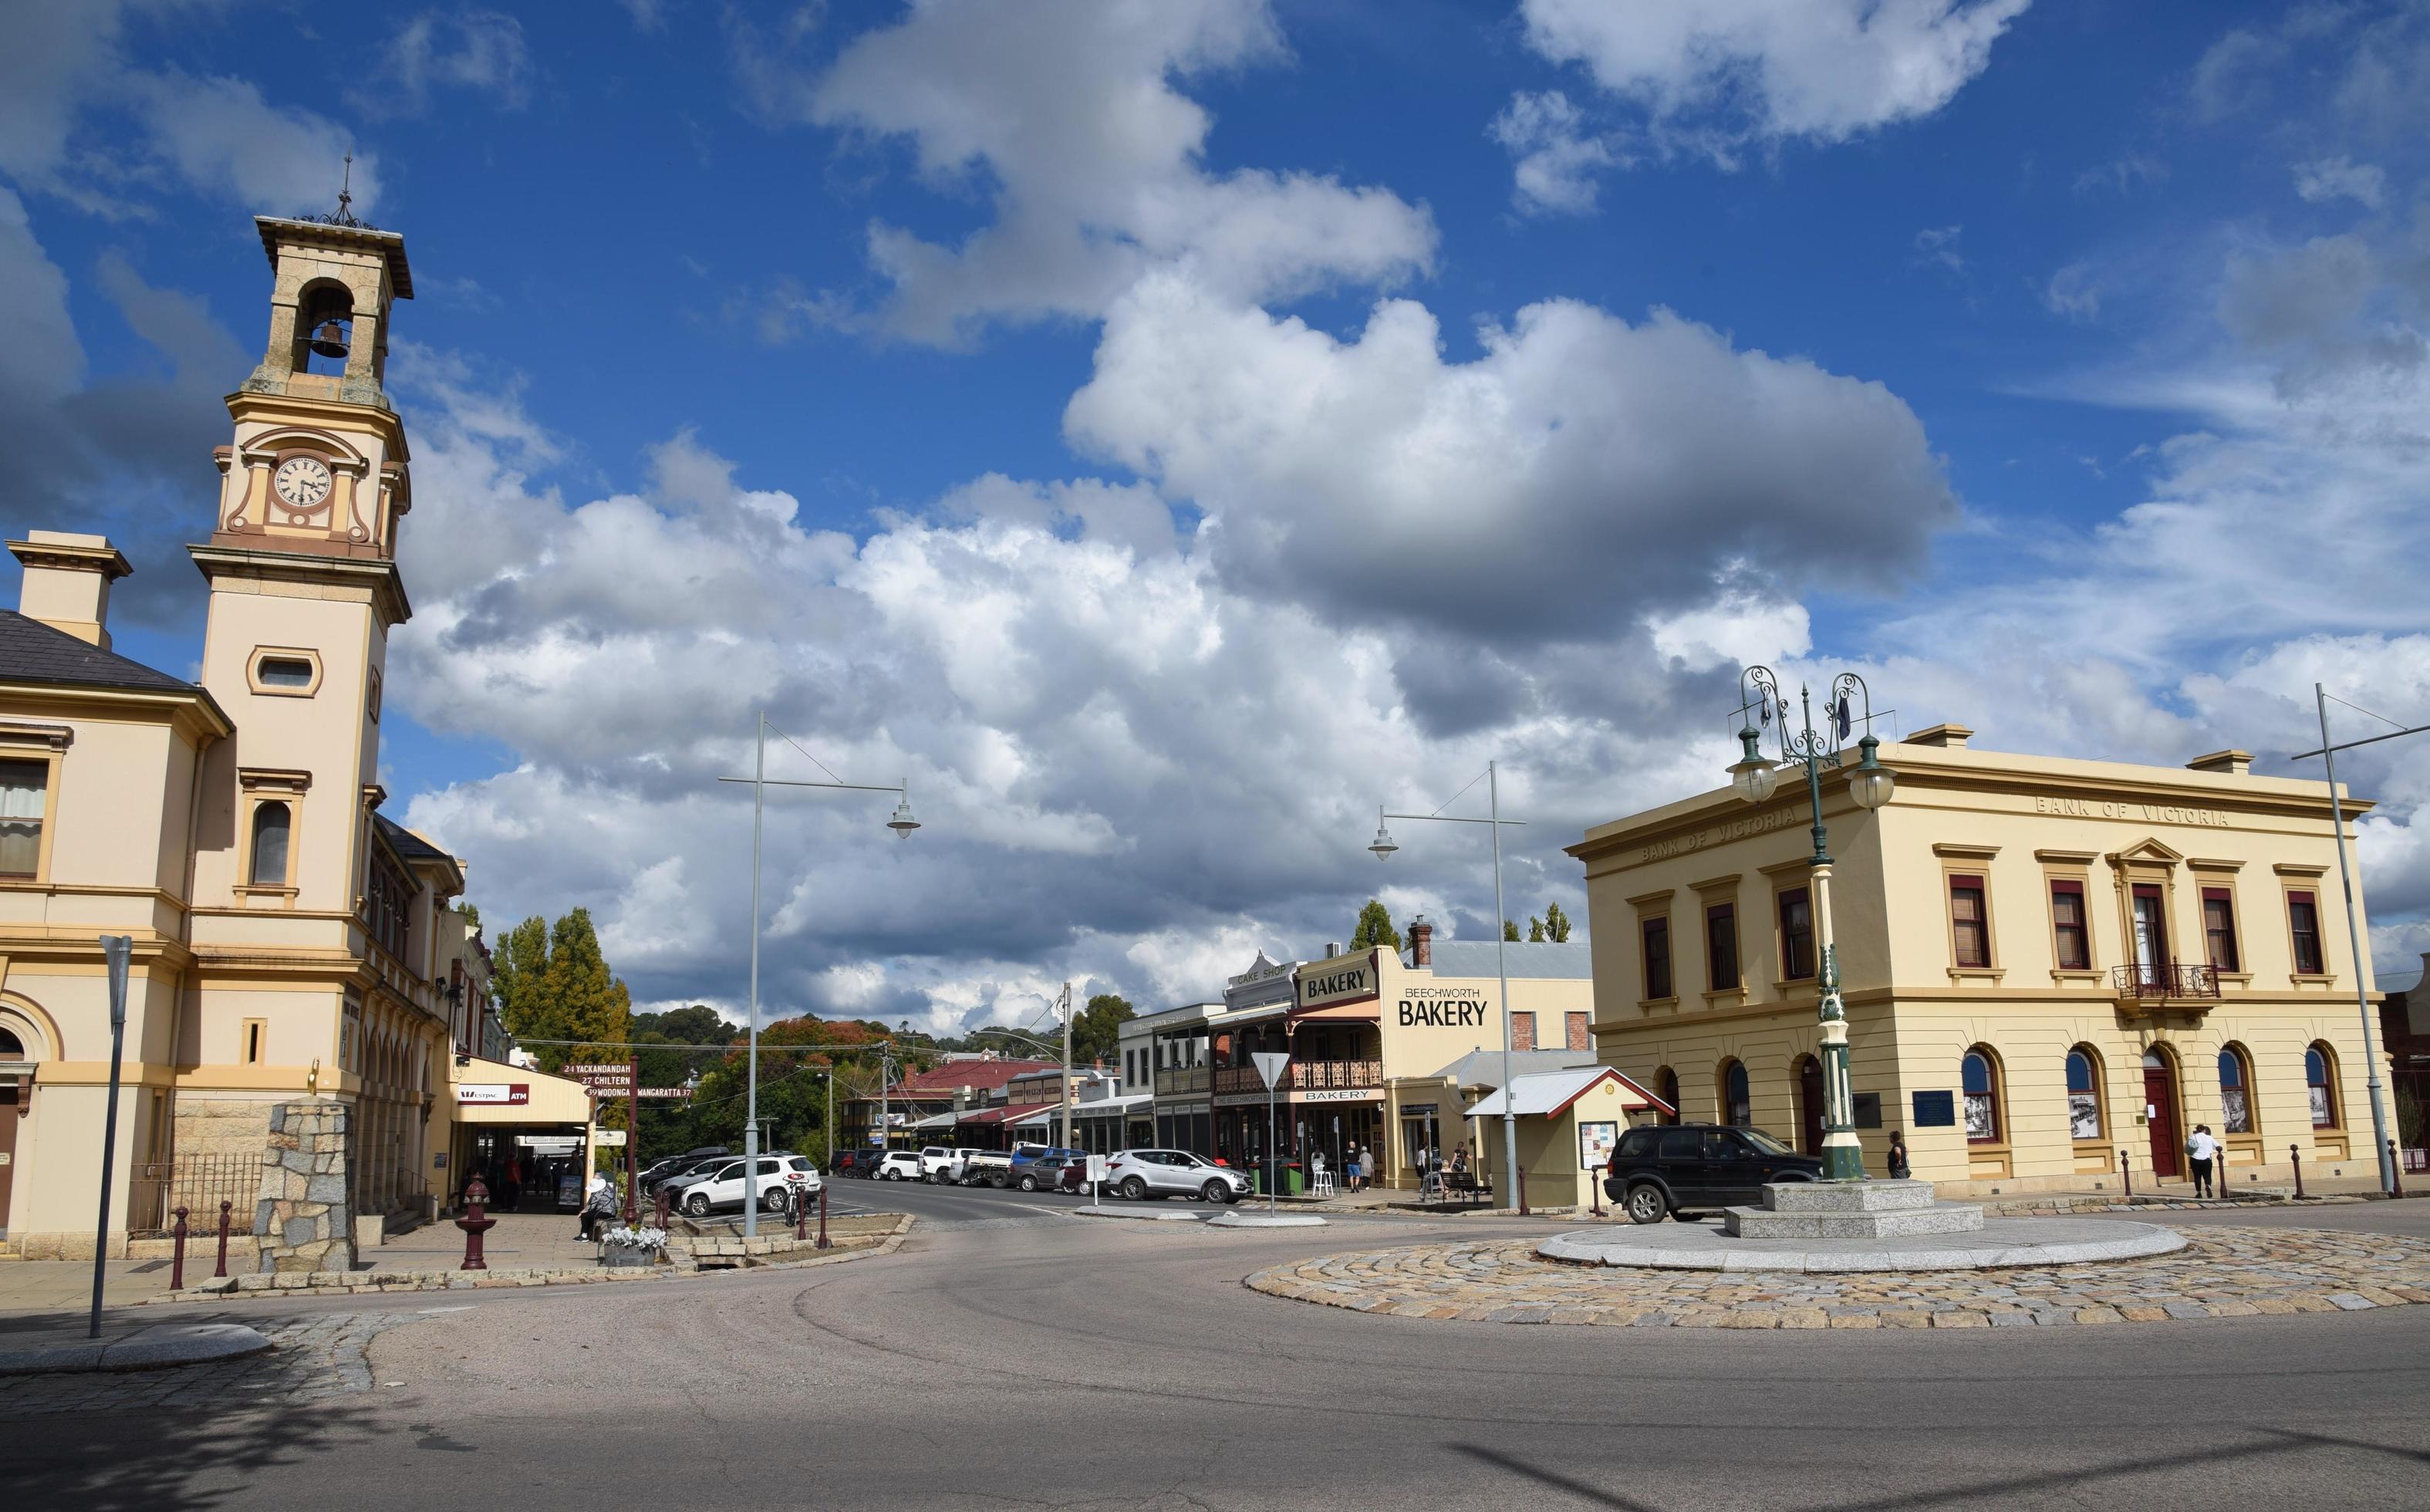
<box><xmin>1451</xmin><ymin>1144</ymin><xmax>1469</xmax><ymax>1175</ymax></box>
<box><xmin>501</xmin><ymin>1154</ymin><xmax>523</xmax><ymax>1211</ymax></box>
<box><xmin>2187</xmin><ymin>1124</ymin><xmax>2219</xmax><ymax>1198</ymax></box>
<box><xmin>1888</xmin><ymin>1129</ymin><xmax>1912</xmax><ymax>1181</ymax></box>
<box><xmin>1345</xmin><ymin>1142</ymin><xmax>1362</xmax><ymax>1194</ymax></box>
<box><xmin>577</xmin><ymin>1169</ymin><xmax>616</xmax><ymax>1240</ymax></box>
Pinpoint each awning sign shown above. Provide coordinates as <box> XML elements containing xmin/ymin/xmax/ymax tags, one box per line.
<box><xmin>457</xmin><ymin>1083</ymin><xmax>528</xmax><ymax>1105</ymax></box>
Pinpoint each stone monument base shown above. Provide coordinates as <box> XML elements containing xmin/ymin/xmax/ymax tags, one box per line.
<box><xmin>1723</xmin><ymin>1178</ymin><xmax>1984</xmax><ymax>1240</ymax></box>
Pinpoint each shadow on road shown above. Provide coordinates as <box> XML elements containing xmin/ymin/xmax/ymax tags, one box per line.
<box><xmin>5</xmin><ymin>1397</ymin><xmax>382</xmax><ymax>1511</ymax></box>
<box><xmin>1450</xmin><ymin>1443</ymin><xmax>1657</xmax><ymax>1510</ymax></box>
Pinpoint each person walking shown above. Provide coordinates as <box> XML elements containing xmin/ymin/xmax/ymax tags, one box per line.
<box><xmin>2187</xmin><ymin>1125</ymin><xmax>2219</xmax><ymax>1198</ymax></box>
<box><xmin>1345</xmin><ymin>1142</ymin><xmax>1362</xmax><ymax>1194</ymax></box>
<box><xmin>1888</xmin><ymin>1129</ymin><xmax>1912</xmax><ymax>1181</ymax></box>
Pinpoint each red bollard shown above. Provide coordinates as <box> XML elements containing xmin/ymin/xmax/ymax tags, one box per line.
<box><xmin>2391</xmin><ymin>1140</ymin><xmax>2405</xmax><ymax>1200</ymax></box>
<box><xmin>1517</xmin><ymin>1167</ymin><xmax>1530</xmax><ymax>1217</ymax></box>
<box><xmin>214</xmin><ymin>1200</ymin><xmax>233</xmax><ymax>1278</ymax></box>
<box><xmin>2290</xmin><ymin>1144</ymin><xmax>2305</xmax><ymax>1200</ymax></box>
<box><xmin>816</xmin><ymin>1183</ymin><xmax>830</xmax><ymax>1250</ymax></box>
<box><xmin>170</xmin><ymin>1207</ymin><xmax>189</xmax><ymax>1291</ymax></box>
<box><xmin>2119</xmin><ymin>1149</ymin><xmax>2131</xmax><ymax>1200</ymax></box>
<box><xmin>454</xmin><ymin>1176</ymin><xmax>497</xmax><ymax>1270</ymax></box>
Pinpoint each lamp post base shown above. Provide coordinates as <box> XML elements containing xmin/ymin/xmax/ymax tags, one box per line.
<box><xmin>1821</xmin><ymin>1144</ymin><xmax>1867</xmax><ymax>1183</ymax></box>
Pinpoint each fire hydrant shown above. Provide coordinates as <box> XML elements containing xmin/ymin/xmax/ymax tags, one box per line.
<box><xmin>456</xmin><ymin>1176</ymin><xmax>497</xmax><ymax>1271</ymax></box>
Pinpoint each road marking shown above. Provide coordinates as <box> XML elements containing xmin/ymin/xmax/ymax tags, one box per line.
<box><xmin>415</xmin><ymin>1305</ymin><xmax>476</xmax><ymax>1315</ymax></box>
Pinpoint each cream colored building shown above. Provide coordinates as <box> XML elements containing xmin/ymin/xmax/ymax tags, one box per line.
<box><xmin>0</xmin><ymin>211</ymin><xmax>562</xmax><ymax>1258</ymax></box>
<box><xmin>1571</xmin><ymin>724</ymin><xmax>2384</xmax><ymax>1196</ymax></box>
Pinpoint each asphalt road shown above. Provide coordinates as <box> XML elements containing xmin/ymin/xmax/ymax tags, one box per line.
<box><xmin>10</xmin><ymin>1184</ymin><xmax>2428</xmax><ymax>1510</ymax></box>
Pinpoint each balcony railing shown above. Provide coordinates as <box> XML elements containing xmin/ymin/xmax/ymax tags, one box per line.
<box><xmin>1155</xmin><ymin>1067</ymin><xmax>1209</xmax><ymax>1096</ymax></box>
<box><xmin>1213</xmin><ymin>1059</ymin><xmax>1382</xmax><ymax>1096</ymax></box>
<box><xmin>2111</xmin><ymin>963</ymin><xmax>2221</xmax><ymax>1002</ymax></box>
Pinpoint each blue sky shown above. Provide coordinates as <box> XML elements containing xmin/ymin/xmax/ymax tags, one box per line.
<box><xmin>5</xmin><ymin>2</ymin><xmax>2428</xmax><ymax>1029</ymax></box>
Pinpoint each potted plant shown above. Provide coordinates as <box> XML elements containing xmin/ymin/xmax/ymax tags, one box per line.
<box><xmin>599</xmin><ymin>1223</ymin><xmax>669</xmax><ymax>1268</ymax></box>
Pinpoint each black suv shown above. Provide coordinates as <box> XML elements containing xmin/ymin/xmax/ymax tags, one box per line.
<box><xmin>1602</xmin><ymin>1123</ymin><xmax>1823</xmax><ymax>1224</ymax></box>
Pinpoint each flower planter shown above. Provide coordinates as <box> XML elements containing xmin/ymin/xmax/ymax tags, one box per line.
<box><xmin>602</xmin><ymin>1242</ymin><xmax>657</xmax><ymax>1268</ymax></box>
<box><xmin>598</xmin><ymin>1224</ymin><xmax>670</xmax><ymax>1268</ymax></box>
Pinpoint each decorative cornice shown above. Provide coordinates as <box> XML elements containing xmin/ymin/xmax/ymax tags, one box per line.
<box><xmin>187</xmin><ymin>542</ymin><xmax>411</xmax><ymax>628</ymax></box>
<box><xmin>8</xmin><ymin>537</ymin><xmax>131</xmax><ymax>580</ymax></box>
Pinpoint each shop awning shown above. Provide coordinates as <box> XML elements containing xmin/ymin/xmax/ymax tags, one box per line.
<box><xmin>449</xmin><ymin>1057</ymin><xmax>593</xmax><ymax>1124</ymax></box>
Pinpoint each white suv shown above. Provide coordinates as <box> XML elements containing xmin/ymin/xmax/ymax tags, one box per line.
<box><xmin>1104</xmin><ymin>1149</ymin><xmax>1247</xmax><ymax>1204</ymax></box>
<box><xmin>917</xmin><ymin>1146</ymin><xmax>956</xmax><ymax>1182</ymax></box>
<box><xmin>677</xmin><ymin>1154</ymin><xmax>821</xmax><ymax>1217</ymax></box>
<box><xmin>874</xmin><ymin>1150</ymin><xmax>925</xmax><ymax>1180</ymax></box>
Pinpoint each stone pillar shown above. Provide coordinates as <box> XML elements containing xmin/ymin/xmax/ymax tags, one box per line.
<box><xmin>251</xmin><ymin>1101</ymin><xmax>357</xmax><ymax>1274</ymax></box>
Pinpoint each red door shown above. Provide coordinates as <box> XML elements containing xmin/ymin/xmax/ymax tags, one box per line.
<box><xmin>1797</xmin><ymin>1059</ymin><xmax>1824</xmax><ymax>1156</ymax></box>
<box><xmin>2144</xmin><ymin>1065</ymin><xmax>2180</xmax><ymax>1178</ymax></box>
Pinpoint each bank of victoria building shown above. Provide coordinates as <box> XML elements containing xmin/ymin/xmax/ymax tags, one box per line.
<box><xmin>1573</xmin><ymin>724</ymin><xmax>2384</xmax><ymax>1194</ymax></box>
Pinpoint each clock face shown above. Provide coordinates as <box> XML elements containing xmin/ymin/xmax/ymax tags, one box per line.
<box><xmin>274</xmin><ymin>456</ymin><xmax>333</xmax><ymax>509</ymax></box>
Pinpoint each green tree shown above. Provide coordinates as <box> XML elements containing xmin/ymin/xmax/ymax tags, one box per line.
<box><xmin>1350</xmin><ymin>899</ymin><xmax>1400</xmax><ymax>951</ymax></box>
<box><xmin>1543</xmin><ymin>901</ymin><xmax>1572</xmax><ymax>943</ymax></box>
<box><xmin>455</xmin><ymin>901</ymin><xmax>481</xmax><ymax>933</ymax></box>
<box><xmin>1527</xmin><ymin>916</ymin><xmax>1546</xmax><ymax>942</ymax></box>
<box><xmin>1503</xmin><ymin>919</ymin><xmax>1520</xmax><ymax>942</ymax></box>
<box><xmin>536</xmin><ymin>908</ymin><xmax>626</xmax><ymax>1072</ymax></box>
<box><xmin>1072</xmin><ymin>993</ymin><xmax>1135</xmax><ymax>1065</ymax></box>
<box><xmin>491</xmin><ymin>915</ymin><xmax>557</xmax><ymax>1049</ymax></box>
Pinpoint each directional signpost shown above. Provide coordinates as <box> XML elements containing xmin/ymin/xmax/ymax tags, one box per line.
<box><xmin>567</xmin><ymin>1061</ymin><xmax>640</xmax><ymax>1219</ymax></box>
<box><xmin>1253</xmin><ymin>1051</ymin><xmax>1290</xmax><ymax>1213</ymax></box>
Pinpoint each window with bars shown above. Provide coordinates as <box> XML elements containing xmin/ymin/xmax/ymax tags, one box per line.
<box><xmin>1706</xmin><ymin>902</ymin><xmax>1738</xmax><ymax>991</ymax></box>
<box><xmin>1641</xmin><ymin>915</ymin><xmax>1672</xmax><ymax>999</ymax></box>
<box><xmin>1778</xmin><ymin>889</ymin><xmax>1814</xmax><ymax>980</ymax></box>
<box><xmin>2050</xmin><ymin>880</ymin><xmax>2090</xmax><ymax>970</ymax></box>
<box><xmin>1949</xmin><ymin>875</ymin><xmax>1990</xmax><ymax>968</ymax></box>
<box><xmin>0</xmin><ymin>758</ymin><xmax>46</xmax><ymax>877</ymax></box>
<box><xmin>2287</xmin><ymin>891</ymin><xmax>2324</xmax><ymax>974</ymax></box>
<box><xmin>2202</xmin><ymin>887</ymin><xmax>2240</xmax><ymax>971</ymax></box>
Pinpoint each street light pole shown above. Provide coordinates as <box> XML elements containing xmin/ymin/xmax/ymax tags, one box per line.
<box><xmin>1727</xmin><ymin>669</ymin><xmax>1895</xmax><ymax>1183</ymax></box>
<box><xmin>2297</xmin><ymin>683</ymin><xmax>2428</xmax><ymax>1196</ymax></box>
<box><xmin>718</xmin><ymin>716</ymin><xmax>922</xmax><ymax>1236</ymax></box>
<box><xmin>1369</xmin><ymin>762</ymin><xmax>1527</xmax><ymax>1203</ymax></box>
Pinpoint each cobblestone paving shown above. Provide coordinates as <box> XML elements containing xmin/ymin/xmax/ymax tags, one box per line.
<box><xmin>1246</xmin><ymin>1227</ymin><xmax>2430</xmax><ymax>1329</ymax></box>
<box><xmin>0</xmin><ymin>1313</ymin><xmax>408</xmax><ymax>1416</ymax></box>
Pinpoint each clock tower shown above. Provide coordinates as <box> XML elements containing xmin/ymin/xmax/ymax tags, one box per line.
<box><xmin>189</xmin><ymin>212</ymin><xmax>415</xmax><ymax>917</ymax></box>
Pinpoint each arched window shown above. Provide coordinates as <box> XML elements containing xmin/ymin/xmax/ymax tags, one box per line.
<box><xmin>2065</xmin><ymin>1047</ymin><xmax>2102</xmax><ymax>1139</ymax></box>
<box><xmin>2306</xmin><ymin>1044</ymin><xmax>2337</xmax><ymax>1128</ymax></box>
<box><xmin>2217</xmin><ymin>1045</ymin><xmax>2255</xmax><ymax>1136</ymax></box>
<box><xmin>1721</xmin><ymin>1061</ymin><xmax>1751</xmax><ymax>1127</ymax></box>
<box><xmin>1655</xmin><ymin>1066</ymin><xmax>1680</xmax><ymax>1126</ymax></box>
<box><xmin>248</xmin><ymin>802</ymin><xmax>292</xmax><ymax>887</ymax></box>
<box><xmin>0</xmin><ymin>1025</ymin><xmax>23</xmax><ymax>1058</ymax></box>
<box><xmin>1962</xmin><ymin>1048</ymin><xmax>2001</xmax><ymax>1142</ymax></box>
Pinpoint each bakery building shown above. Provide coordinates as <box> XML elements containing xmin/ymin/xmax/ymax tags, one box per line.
<box><xmin>1571</xmin><ymin>724</ymin><xmax>2389</xmax><ymax>1196</ymax></box>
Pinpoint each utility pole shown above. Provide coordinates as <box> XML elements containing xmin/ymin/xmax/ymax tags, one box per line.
<box><xmin>1059</xmin><ymin>981</ymin><xmax>1075</xmax><ymax>1152</ymax></box>
<box><xmin>89</xmin><ymin>935</ymin><xmax>132</xmax><ymax>1339</ymax></box>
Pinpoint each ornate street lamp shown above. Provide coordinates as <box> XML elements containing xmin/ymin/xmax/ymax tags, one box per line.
<box><xmin>1730</xmin><ymin>669</ymin><xmax>1893</xmax><ymax>1183</ymax></box>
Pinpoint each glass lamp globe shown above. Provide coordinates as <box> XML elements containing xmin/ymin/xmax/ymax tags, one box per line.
<box><xmin>1846</xmin><ymin>736</ymin><xmax>1895</xmax><ymax>812</ymax></box>
<box><xmin>1728</xmin><ymin>756</ymin><xmax>1779</xmax><ymax>805</ymax></box>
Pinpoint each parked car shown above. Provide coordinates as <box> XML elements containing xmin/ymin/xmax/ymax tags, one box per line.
<box><xmin>874</xmin><ymin>1150</ymin><xmax>924</xmax><ymax>1181</ymax></box>
<box><xmin>1601</xmin><ymin>1123</ymin><xmax>1821</xmax><ymax>1224</ymax></box>
<box><xmin>830</xmin><ymin>1149</ymin><xmax>881</xmax><ymax>1178</ymax></box>
<box><xmin>917</xmin><ymin>1146</ymin><xmax>956</xmax><ymax>1181</ymax></box>
<box><xmin>1104</xmin><ymin>1149</ymin><xmax>1247</xmax><ymax>1203</ymax></box>
<box><xmin>639</xmin><ymin>1146</ymin><xmax>728</xmax><ymax>1193</ymax></box>
<box><xmin>648</xmin><ymin>1151</ymin><xmax>734</xmax><ymax>1203</ymax></box>
<box><xmin>676</xmin><ymin>1154</ymin><xmax>822</xmax><ymax>1217</ymax></box>
<box><xmin>1010</xmin><ymin>1146</ymin><xmax>1086</xmax><ymax>1193</ymax></box>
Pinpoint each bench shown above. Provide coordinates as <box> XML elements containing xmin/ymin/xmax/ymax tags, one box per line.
<box><xmin>1438</xmin><ymin>1170</ymin><xmax>1490</xmax><ymax>1207</ymax></box>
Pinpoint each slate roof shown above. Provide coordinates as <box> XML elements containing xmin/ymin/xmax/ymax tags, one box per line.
<box><xmin>1404</xmin><ymin>939</ymin><xmax>1594</xmax><ymax>980</ymax></box>
<box><xmin>0</xmin><ymin>610</ymin><xmax>204</xmax><ymax>695</ymax></box>
<box><xmin>373</xmin><ymin>812</ymin><xmax>455</xmax><ymax>866</ymax></box>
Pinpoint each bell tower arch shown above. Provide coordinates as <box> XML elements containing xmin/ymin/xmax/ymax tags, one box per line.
<box><xmin>191</xmin><ymin>211</ymin><xmax>417</xmax><ymax>920</ymax></box>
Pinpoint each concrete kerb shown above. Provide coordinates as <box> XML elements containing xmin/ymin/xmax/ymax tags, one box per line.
<box><xmin>1206</xmin><ymin>1211</ymin><xmax>1328</xmax><ymax>1229</ymax></box>
<box><xmin>140</xmin><ymin>1213</ymin><xmax>918</xmax><ymax>1305</ymax></box>
<box><xmin>0</xmin><ymin>1323</ymin><xmax>272</xmax><ymax>1377</ymax></box>
<box><xmin>1068</xmin><ymin>1207</ymin><xmax>1207</xmax><ymax>1223</ymax></box>
<box><xmin>1538</xmin><ymin>1218</ymin><xmax>2187</xmax><ymax>1273</ymax></box>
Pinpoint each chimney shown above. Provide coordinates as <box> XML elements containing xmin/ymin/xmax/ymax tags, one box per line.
<box><xmin>1326</xmin><ymin>942</ymin><xmax>1341</xmax><ymax>958</ymax></box>
<box><xmin>9</xmin><ymin>531</ymin><xmax>131</xmax><ymax>650</ymax></box>
<box><xmin>1905</xmin><ymin>722</ymin><xmax>1972</xmax><ymax>749</ymax></box>
<box><xmin>1409</xmin><ymin>914</ymin><xmax>1434</xmax><ymax>967</ymax></box>
<box><xmin>2186</xmin><ymin>749</ymin><xmax>2253</xmax><ymax>776</ymax></box>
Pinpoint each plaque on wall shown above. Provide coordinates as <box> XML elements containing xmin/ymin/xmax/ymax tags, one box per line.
<box><xmin>1851</xmin><ymin>1092</ymin><xmax>1882</xmax><ymax>1129</ymax></box>
<box><xmin>1912</xmin><ymin>1090</ymin><xmax>1956</xmax><ymax>1128</ymax></box>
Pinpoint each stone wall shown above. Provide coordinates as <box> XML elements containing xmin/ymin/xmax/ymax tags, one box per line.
<box><xmin>174</xmin><ymin>1097</ymin><xmax>283</xmax><ymax>1157</ymax></box>
<box><xmin>251</xmin><ymin>1101</ymin><xmax>357</xmax><ymax>1274</ymax></box>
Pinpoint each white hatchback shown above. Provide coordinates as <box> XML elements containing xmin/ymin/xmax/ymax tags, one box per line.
<box><xmin>677</xmin><ymin>1154</ymin><xmax>822</xmax><ymax>1217</ymax></box>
